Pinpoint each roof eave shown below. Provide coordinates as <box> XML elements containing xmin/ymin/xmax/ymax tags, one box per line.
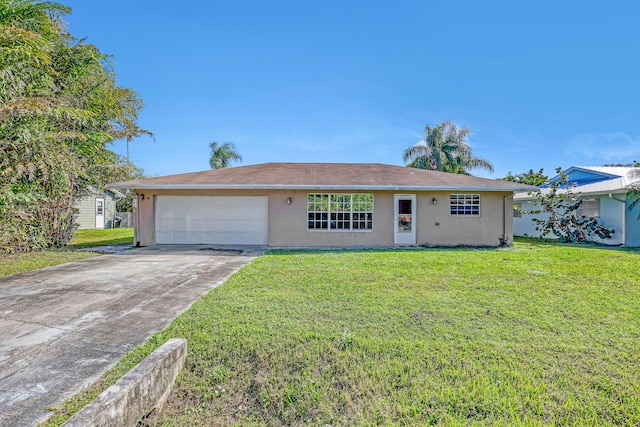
<box><xmin>514</xmin><ymin>188</ymin><xmax>630</xmax><ymax>200</ymax></box>
<box><xmin>109</xmin><ymin>183</ymin><xmax>530</xmax><ymax>192</ymax></box>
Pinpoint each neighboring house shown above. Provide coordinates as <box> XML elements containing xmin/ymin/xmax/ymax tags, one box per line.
<box><xmin>75</xmin><ymin>187</ymin><xmax>123</xmax><ymax>229</ymax></box>
<box><xmin>111</xmin><ymin>163</ymin><xmax>534</xmax><ymax>248</ymax></box>
<box><xmin>514</xmin><ymin>166</ymin><xmax>640</xmax><ymax>246</ymax></box>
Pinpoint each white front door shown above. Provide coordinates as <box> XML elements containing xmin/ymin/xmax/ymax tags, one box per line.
<box><xmin>95</xmin><ymin>198</ymin><xmax>105</xmax><ymax>229</ymax></box>
<box><xmin>394</xmin><ymin>194</ymin><xmax>416</xmax><ymax>244</ymax></box>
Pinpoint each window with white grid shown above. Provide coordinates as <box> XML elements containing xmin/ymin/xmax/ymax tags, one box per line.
<box><xmin>450</xmin><ymin>194</ymin><xmax>480</xmax><ymax>216</ymax></box>
<box><xmin>308</xmin><ymin>194</ymin><xmax>373</xmax><ymax>231</ymax></box>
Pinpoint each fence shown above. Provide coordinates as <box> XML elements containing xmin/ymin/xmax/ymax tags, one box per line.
<box><xmin>115</xmin><ymin>212</ymin><xmax>133</xmax><ymax>228</ymax></box>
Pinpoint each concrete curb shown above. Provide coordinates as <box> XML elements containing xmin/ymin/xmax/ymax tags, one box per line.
<box><xmin>62</xmin><ymin>338</ymin><xmax>187</xmax><ymax>427</ymax></box>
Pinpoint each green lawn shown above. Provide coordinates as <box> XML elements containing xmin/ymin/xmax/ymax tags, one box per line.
<box><xmin>69</xmin><ymin>227</ymin><xmax>134</xmax><ymax>248</ymax></box>
<box><xmin>45</xmin><ymin>240</ymin><xmax>640</xmax><ymax>426</ymax></box>
<box><xmin>0</xmin><ymin>228</ymin><xmax>134</xmax><ymax>278</ymax></box>
<box><xmin>0</xmin><ymin>250</ymin><xmax>99</xmax><ymax>278</ymax></box>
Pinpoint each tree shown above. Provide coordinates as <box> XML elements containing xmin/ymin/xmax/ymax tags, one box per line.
<box><xmin>105</xmin><ymin>154</ymin><xmax>146</xmax><ymax>213</ymax></box>
<box><xmin>403</xmin><ymin>120</ymin><xmax>494</xmax><ymax>175</ymax></box>
<box><xmin>626</xmin><ymin>160</ymin><xmax>640</xmax><ymax>219</ymax></box>
<box><xmin>0</xmin><ymin>1</ymin><xmax>150</xmax><ymax>253</ymax></box>
<box><xmin>502</xmin><ymin>169</ymin><xmax>548</xmax><ymax>186</ymax></box>
<box><xmin>528</xmin><ymin>168</ymin><xmax>614</xmax><ymax>243</ymax></box>
<box><xmin>209</xmin><ymin>142</ymin><xmax>242</xmax><ymax>169</ymax></box>
<box><xmin>599</xmin><ymin>161</ymin><xmax>640</xmax><ymax>220</ymax></box>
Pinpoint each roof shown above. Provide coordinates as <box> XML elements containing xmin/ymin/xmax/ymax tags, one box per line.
<box><xmin>86</xmin><ymin>185</ymin><xmax>125</xmax><ymax>199</ymax></box>
<box><xmin>575</xmin><ymin>166</ymin><xmax>637</xmax><ymax>178</ymax></box>
<box><xmin>515</xmin><ymin>165</ymin><xmax>640</xmax><ymax>201</ymax></box>
<box><xmin>111</xmin><ymin>163</ymin><xmax>536</xmax><ymax>192</ymax></box>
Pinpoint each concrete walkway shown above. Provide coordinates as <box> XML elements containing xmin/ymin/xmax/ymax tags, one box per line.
<box><xmin>0</xmin><ymin>245</ymin><xmax>264</xmax><ymax>427</ymax></box>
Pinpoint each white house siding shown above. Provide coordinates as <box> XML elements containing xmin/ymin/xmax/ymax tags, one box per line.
<box><xmin>514</xmin><ymin>196</ymin><xmax>625</xmax><ymax>246</ymax></box>
<box><xmin>75</xmin><ymin>193</ymin><xmax>118</xmax><ymax>229</ymax></box>
<box><xmin>626</xmin><ymin>199</ymin><xmax>640</xmax><ymax>247</ymax></box>
<box><xmin>513</xmin><ymin>200</ymin><xmax>548</xmax><ymax>238</ymax></box>
<box><xmin>591</xmin><ymin>197</ymin><xmax>624</xmax><ymax>246</ymax></box>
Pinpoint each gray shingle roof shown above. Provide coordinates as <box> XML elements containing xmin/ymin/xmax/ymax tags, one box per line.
<box><xmin>112</xmin><ymin>163</ymin><xmax>536</xmax><ymax>191</ymax></box>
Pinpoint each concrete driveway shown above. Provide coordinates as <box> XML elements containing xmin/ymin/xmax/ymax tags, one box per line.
<box><xmin>0</xmin><ymin>245</ymin><xmax>264</xmax><ymax>427</ymax></box>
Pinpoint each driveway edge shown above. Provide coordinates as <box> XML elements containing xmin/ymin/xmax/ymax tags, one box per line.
<box><xmin>62</xmin><ymin>338</ymin><xmax>187</xmax><ymax>427</ymax></box>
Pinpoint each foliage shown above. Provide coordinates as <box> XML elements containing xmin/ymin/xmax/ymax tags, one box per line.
<box><xmin>107</xmin><ymin>157</ymin><xmax>146</xmax><ymax>212</ymax></box>
<box><xmin>44</xmin><ymin>242</ymin><xmax>640</xmax><ymax>426</ymax></box>
<box><xmin>528</xmin><ymin>168</ymin><xmax>614</xmax><ymax>243</ymax></box>
<box><xmin>403</xmin><ymin>120</ymin><xmax>494</xmax><ymax>175</ymax></box>
<box><xmin>209</xmin><ymin>141</ymin><xmax>242</xmax><ymax>169</ymax></box>
<box><xmin>0</xmin><ymin>0</ymin><xmax>149</xmax><ymax>254</ymax></box>
<box><xmin>502</xmin><ymin>168</ymin><xmax>548</xmax><ymax>186</ymax></box>
<box><xmin>626</xmin><ymin>160</ymin><xmax>640</xmax><ymax>219</ymax></box>
<box><xmin>0</xmin><ymin>228</ymin><xmax>134</xmax><ymax>277</ymax></box>
<box><xmin>0</xmin><ymin>249</ymin><xmax>99</xmax><ymax>278</ymax></box>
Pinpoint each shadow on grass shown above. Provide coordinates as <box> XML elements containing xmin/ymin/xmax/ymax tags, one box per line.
<box><xmin>68</xmin><ymin>228</ymin><xmax>134</xmax><ymax>249</ymax></box>
<box><xmin>266</xmin><ymin>237</ymin><xmax>640</xmax><ymax>255</ymax></box>
<box><xmin>266</xmin><ymin>245</ymin><xmax>504</xmax><ymax>256</ymax></box>
<box><xmin>69</xmin><ymin>238</ymin><xmax>134</xmax><ymax>249</ymax></box>
<box><xmin>514</xmin><ymin>236</ymin><xmax>640</xmax><ymax>253</ymax></box>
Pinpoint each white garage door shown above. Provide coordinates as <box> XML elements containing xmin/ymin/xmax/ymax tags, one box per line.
<box><xmin>155</xmin><ymin>196</ymin><xmax>268</xmax><ymax>245</ymax></box>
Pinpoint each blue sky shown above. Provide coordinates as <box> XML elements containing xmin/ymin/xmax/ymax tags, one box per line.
<box><xmin>63</xmin><ymin>1</ymin><xmax>640</xmax><ymax>179</ymax></box>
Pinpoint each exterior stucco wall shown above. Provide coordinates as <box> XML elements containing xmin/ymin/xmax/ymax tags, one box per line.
<box><xmin>134</xmin><ymin>192</ymin><xmax>155</xmax><ymax>245</ymax></box>
<box><xmin>132</xmin><ymin>189</ymin><xmax>514</xmax><ymax>247</ymax></box>
<box><xmin>417</xmin><ymin>192</ymin><xmax>512</xmax><ymax>247</ymax></box>
<box><xmin>269</xmin><ymin>190</ymin><xmax>394</xmax><ymax>247</ymax></box>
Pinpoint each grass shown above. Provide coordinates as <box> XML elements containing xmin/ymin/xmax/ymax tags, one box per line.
<box><xmin>0</xmin><ymin>250</ymin><xmax>99</xmax><ymax>278</ymax></box>
<box><xmin>43</xmin><ymin>239</ymin><xmax>640</xmax><ymax>426</ymax></box>
<box><xmin>0</xmin><ymin>228</ymin><xmax>133</xmax><ymax>278</ymax></box>
<box><xmin>69</xmin><ymin>227</ymin><xmax>134</xmax><ymax>248</ymax></box>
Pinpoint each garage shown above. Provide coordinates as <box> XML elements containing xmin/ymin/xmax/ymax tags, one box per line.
<box><xmin>155</xmin><ymin>196</ymin><xmax>268</xmax><ymax>244</ymax></box>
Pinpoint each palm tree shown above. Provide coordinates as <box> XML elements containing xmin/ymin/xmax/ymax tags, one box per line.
<box><xmin>403</xmin><ymin>120</ymin><xmax>494</xmax><ymax>175</ymax></box>
<box><xmin>209</xmin><ymin>142</ymin><xmax>242</xmax><ymax>169</ymax></box>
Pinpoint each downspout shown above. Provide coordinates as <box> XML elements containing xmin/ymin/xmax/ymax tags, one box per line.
<box><xmin>134</xmin><ymin>194</ymin><xmax>140</xmax><ymax>247</ymax></box>
<box><xmin>502</xmin><ymin>195</ymin><xmax>508</xmax><ymax>245</ymax></box>
<box><xmin>609</xmin><ymin>193</ymin><xmax>626</xmax><ymax>246</ymax></box>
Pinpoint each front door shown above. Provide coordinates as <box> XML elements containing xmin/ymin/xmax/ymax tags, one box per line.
<box><xmin>394</xmin><ymin>194</ymin><xmax>416</xmax><ymax>244</ymax></box>
<box><xmin>95</xmin><ymin>198</ymin><xmax>105</xmax><ymax>229</ymax></box>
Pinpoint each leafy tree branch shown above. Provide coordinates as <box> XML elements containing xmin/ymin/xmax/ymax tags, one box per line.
<box><xmin>527</xmin><ymin>168</ymin><xmax>614</xmax><ymax>243</ymax></box>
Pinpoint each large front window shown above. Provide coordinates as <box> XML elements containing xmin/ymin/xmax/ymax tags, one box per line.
<box><xmin>307</xmin><ymin>194</ymin><xmax>373</xmax><ymax>231</ymax></box>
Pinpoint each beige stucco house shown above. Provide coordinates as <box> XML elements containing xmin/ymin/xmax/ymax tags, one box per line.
<box><xmin>111</xmin><ymin>163</ymin><xmax>534</xmax><ymax>247</ymax></box>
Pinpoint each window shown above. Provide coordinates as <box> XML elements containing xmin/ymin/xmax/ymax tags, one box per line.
<box><xmin>308</xmin><ymin>194</ymin><xmax>373</xmax><ymax>231</ymax></box>
<box><xmin>578</xmin><ymin>199</ymin><xmax>600</xmax><ymax>218</ymax></box>
<box><xmin>397</xmin><ymin>199</ymin><xmax>413</xmax><ymax>232</ymax></box>
<box><xmin>513</xmin><ymin>203</ymin><xmax>522</xmax><ymax>218</ymax></box>
<box><xmin>96</xmin><ymin>199</ymin><xmax>104</xmax><ymax>215</ymax></box>
<box><xmin>450</xmin><ymin>194</ymin><xmax>480</xmax><ymax>216</ymax></box>
<box><xmin>307</xmin><ymin>194</ymin><xmax>329</xmax><ymax>229</ymax></box>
